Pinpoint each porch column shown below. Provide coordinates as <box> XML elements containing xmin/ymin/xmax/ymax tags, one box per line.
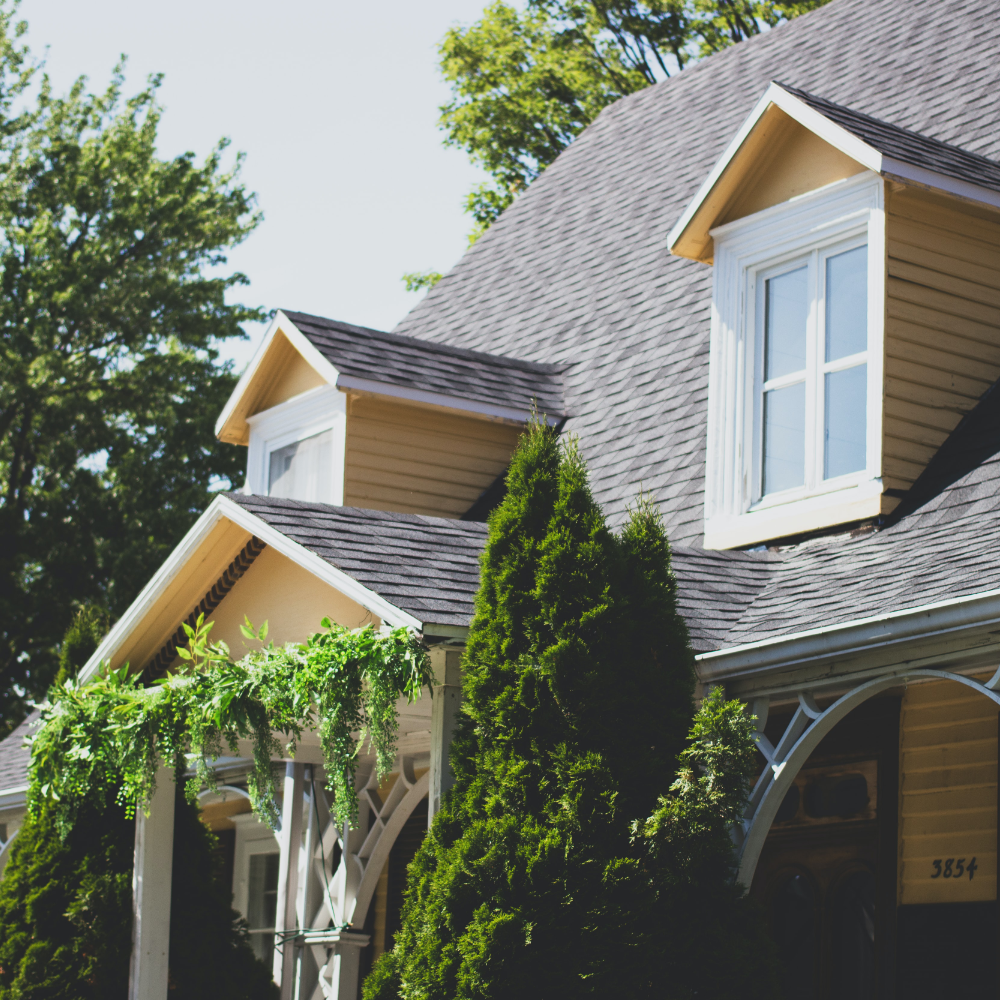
<box><xmin>273</xmin><ymin>762</ymin><xmax>304</xmax><ymax>1000</ymax></box>
<box><xmin>325</xmin><ymin>930</ymin><xmax>372</xmax><ymax>999</ymax></box>
<box><xmin>429</xmin><ymin>648</ymin><xmax>463</xmax><ymax>827</ymax></box>
<box><xmin>129</xmin><ymin>766</ymin><xmax>176</xmax><ymax>1000</ymax></box>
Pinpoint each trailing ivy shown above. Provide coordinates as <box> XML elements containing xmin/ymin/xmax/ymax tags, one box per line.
<box><xmin>28</xmin><ymin>616</ymin><xmax>431</xmax><ymax>836</ymax></box>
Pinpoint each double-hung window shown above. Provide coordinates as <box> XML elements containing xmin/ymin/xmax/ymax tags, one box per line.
<box><xmin>755</xmin><ymin>240</ymin><xmax>869</xmax><ymax>502</ymax></box>
<box><xmin>703</xmin><ymin>173</ymin><xmax>885</xmax><ymax>549</ymax></box>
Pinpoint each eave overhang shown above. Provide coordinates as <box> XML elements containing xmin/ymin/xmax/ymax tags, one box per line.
<box><xmin>695</xmin><ymin>587</ymin><xmax>1000</xmax><ymax>700</ymax></box>
<box><xmin>668</xmin><ymin>82</ymin><xmax>1000</xmax><ymax>264</ymax></box>
<box><xmin>215</xmin><ymin>312</ymin><xmax>558</xmax><ymax>447</ymax></box>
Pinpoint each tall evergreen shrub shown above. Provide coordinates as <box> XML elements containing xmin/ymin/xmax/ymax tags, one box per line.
<box><xmin>0</xmin><ymin>781</ymin><xmax>277</xmax><ymax>999</ymax></box>
<box><xmin>365</xmin><ymin>423</ymin><xmax>776</xmax><ymax>999</ymax></box>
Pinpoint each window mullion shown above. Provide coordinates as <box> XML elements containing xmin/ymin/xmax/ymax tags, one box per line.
<box><xmin>805</xmin><ymin>249</ymin><xmax>820</xmax><ymax>491</ymax></box>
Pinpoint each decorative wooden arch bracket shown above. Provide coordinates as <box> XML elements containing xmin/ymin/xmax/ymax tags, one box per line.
<box><xmin>736</xmin><ymin>666</ymin><xmax>1000</xmax><ymax>887</ymax></box>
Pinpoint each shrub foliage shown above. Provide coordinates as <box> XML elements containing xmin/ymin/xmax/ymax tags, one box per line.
<box><xmin>365</xmin><ymin>423</ymin><xmax>777</xmax><ymax>999</ymax></box>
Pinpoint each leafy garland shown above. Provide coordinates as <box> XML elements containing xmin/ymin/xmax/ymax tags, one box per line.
<box><xmin>28</xmin><ymin>615</ymin><xmax>432</xmax><ymax>837</ymax></box>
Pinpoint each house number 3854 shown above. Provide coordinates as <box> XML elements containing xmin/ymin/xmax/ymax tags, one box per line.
<box><xmin>931</xmin><ymin>858</ymin><xmax>977</xmax><ymax>880</ymax></box>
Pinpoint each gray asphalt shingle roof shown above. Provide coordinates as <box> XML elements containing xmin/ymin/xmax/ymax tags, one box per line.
<box><xmin>230</xmin><ymin>493</ymin><xmax>489</xmax><ymax>628</ymax></box>
<box><xmin>283</xmin><ymin>310</ymin><xmax>566</xmax><ymax>419</ymax></box>
<box><xmin>231</xmin><ymin>493</ymin><xmax>779</xmax><ymax>653</ymax></box>
<box><xmin>0</xmin><ymin>711</ymin><xmax>36</xmax><ymax>794</ymax></box>
<box><xmin>390</xmin><ymin>0</ymin><xmax>1000</xmax><ymax>545</ymax></box>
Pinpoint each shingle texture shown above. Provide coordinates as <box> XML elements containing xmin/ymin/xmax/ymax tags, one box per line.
<box><xmin>229</xmin><ymin>493</ymin><xmax>489</xmax><ymax>628</ymax></box>
<box><xmin>0</xmin><ymin>710</ymin><xmax>37</xmax><ymax>794</ymax></box>
<box><xmin>390</xmin><ymin>0</ymin><xmax>1000</xmax><ymax>545</ymax></box>
<box><xmin>231</xmin><ymin>492</ymin><xmax>780</xmax><ymax>653</ymax></box>
<box><xmin>283</xmin><ymin>310</ymin><xmax>565</xmax><ymax>418</ymax></box>
<box><xmin>781</xmin><ymin>84</ymin><xmax>1000</xmax><ymax>194</ymax></box>
<box><xmin>671</xmin><ymin>546</ymin><xmax>779</xmax><ymax>652</ymax></box>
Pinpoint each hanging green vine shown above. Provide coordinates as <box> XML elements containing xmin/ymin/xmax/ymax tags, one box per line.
<box><xmin>28</xmin><ymin>616</ymin><xmax>432</xmax><ymax>837</ymax></box>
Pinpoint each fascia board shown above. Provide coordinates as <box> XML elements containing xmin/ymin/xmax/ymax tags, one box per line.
<box><xmin>79</xmin><ymin>495</ymin><xmax>235</xmax><ymax>682</ymax></box>
<box><xmin>695</xmin><ymin>587</ymin><xmax>1000</xmax><ymax>684</ymax></box>
<box><xmin>216</xmin><ymin>497</ymin><xmax>423</xmax><ymax>632</ymax></box>
<box><xmin>214</xmin><ymin>311</ymin><xmax>342</xmax><ymax>440</ymax></box>
<box><xmin>0</xmin><ymin>784</ymin><xmax>27</xmax><ymax>808</ymax></box>
<box><xmin>880</xmin><ymin>157</ymin><xmax>1000</xmax><ymax>212</ymax></box>
<box><xmin>336</xmin><ymin>374</ymin><xmax>559</xmax><ymax>426</ymax></box>
<box><xmin>667</xmin><ymin>82</ymin><xmax>882</xmax><ymax>255</ymax></box>
<box><xmin>79</xmin><ymin>495</ymin><xmax>422</xmax><ymax>684</ymax></box>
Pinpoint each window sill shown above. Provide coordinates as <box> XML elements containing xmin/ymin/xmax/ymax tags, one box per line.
<box><xmin>704</xmin><ymin>478</ymin><xmax>889</xmax><ymax>550</ymax></box>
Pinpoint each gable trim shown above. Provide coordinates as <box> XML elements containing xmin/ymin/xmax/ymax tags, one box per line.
<box><xmin>669</xmin><ymin>82</ymin><xmax>1000</xmax><ymax>262</ymax></box>
<box><xmin>79</xmin><ymin>495</ymin><xmax>422</xmax><ymax>683</ymax></box>
<box><xmin>214</xmin><ymin>311</ymin><xmax>342</xmax><ymax>444</ymax></box>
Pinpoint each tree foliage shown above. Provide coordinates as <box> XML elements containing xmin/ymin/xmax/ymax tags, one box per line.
<box><xmin>439</xmin><ymin>0</ymin><xmax>830</xmax><ymax>236</ymax></box>
<box><xmin>365</xmin><ymin>423</ymin><xmax>777</xmax><ymax>999</ymax></box>
<box><xmin>0</xmin><ymin>775</ymin><xmax>277</xmax><ymax>999</ymax></box>
<box><xmin>0</xmin><ymin>4</ymin><xmax>262</xmax><ymax>735</ymax></box>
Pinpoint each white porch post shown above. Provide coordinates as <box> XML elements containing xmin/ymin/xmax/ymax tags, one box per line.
<box><xmin>428</xmin><ymin>648</ymin><xmax>462</xmax><ymax>827</ymax></box>
<box><xmin>129</xmin><ymin>766</ymin><xmax>176</xmax><ymax>1000</ymax></box>
<box><xmin>274</xmin><ymin>762</ymin><xmax>304</xmax><ymax>1000</ymax></box>
<box><xmin>326</xmin><ymin>930</ymin><xmax>372</xmax><ymax>998</ymax></box>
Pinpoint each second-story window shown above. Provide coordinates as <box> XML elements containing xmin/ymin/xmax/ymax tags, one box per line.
<box><xmin>755</xmin><ymin>240</ymin><xmax>868</xmax><ymax>503</ymax></box>
<box><xmin>267</xmin><ymin>428</ymin><xmax>334</xmax><ymax>500</ymax></box>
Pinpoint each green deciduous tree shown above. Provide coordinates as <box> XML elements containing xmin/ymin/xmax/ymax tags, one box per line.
<box><xmin>365</xmin><ymin>423</ymin><xmax>777</xmax><ymax>999</ymax></box>
<box><xmin>439</xmin><ymin>0</ymin><xmax>830</xmax><ymax>237</ymax></box>
<box><xmin>0</xmin><ymin>4</ymin><xmax>262</xmax><ymax>734</ymax></box>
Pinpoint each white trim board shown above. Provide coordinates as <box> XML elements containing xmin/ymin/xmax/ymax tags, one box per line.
<box><xmin>337</xmin><ymin>374</ymin><xmax>558</xmax><ymax>426</ymax></box>
<box><xmin>79</xmin><ymin>495</ymin><xmax>422</xmax><ymax>683</ymax></box>
<box><xmin>696</xmin><ymin>585</ymin><xmax>1000</xmax><ymax>686</ymax></box>
<box><xmin>215</xmin><ymin>311</ymin><xmax>342</xmax><ymax>442</ymax></box>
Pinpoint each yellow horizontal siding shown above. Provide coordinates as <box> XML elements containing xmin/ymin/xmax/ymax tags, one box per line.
<box><xmin>882</xmin><ymin>190</ymin><xmax>1000</xmax><ymax>489</ymax></box>
<box><xmin>344</xmin><ymin>395</ymin><xmax>522</xmax><ymax>518</ymax></box>
<box><xmin>898</xmin><ymin>678</ymin><xmax>997</xmax><ymax>905</ymax></box>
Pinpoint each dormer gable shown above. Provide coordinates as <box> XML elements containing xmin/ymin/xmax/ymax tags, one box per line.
<box><xmin>215</xmin><ymin>311</ymin><xmax>565</xmax><ymax>518</ymax></box>
<box><xmin>670</xmin><ymin>83</ymin><xmax>1000</xmax><ymax>549</ymax></box>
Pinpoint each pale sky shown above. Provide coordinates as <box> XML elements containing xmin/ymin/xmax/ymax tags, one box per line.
<box><xmin>20</xmin><ymin>0</ymin><xmax>493</xmax><ymax>369</ymax></box>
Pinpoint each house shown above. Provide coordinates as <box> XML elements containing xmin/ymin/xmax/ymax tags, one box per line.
<box><xmin>3</xmin><ymin>0</ymin><xmax>1000</xmax><ymax>996</ymax></box>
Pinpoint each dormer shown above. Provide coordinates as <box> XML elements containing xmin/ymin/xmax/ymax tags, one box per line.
<box><xmin>670</xmin><ymin>83</ymin><xmax>1000</xmax><ymax>549</ymax></box>
<box><xmin>215</xmin><ymin>311</ymin><xmax>565</xmax><ymax>518</ymax></box>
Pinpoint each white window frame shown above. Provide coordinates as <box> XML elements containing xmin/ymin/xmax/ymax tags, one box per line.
<box><xmin>246</xmin><ymin>385</ymin><xmax>347</xmax><ymax>505</ymax></box>
<box><xmin>704</xmin><ymin>173</ymin><xmax>885</xmax><ymax>550</ymax></box>
<box><xmin>231</xmin><ymin>812</ymin><xmax>280</xmax><ymax>932</ymax></box>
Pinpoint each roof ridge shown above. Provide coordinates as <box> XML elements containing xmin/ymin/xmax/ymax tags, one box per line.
<box><xmin>282</xmin><ymin>308</ymin><xmax>567</xmax><ymax>375</ymax></box>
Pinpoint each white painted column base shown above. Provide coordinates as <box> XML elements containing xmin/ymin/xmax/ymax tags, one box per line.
<box><xmin>129</xmin><ymin>766</ymin><xmax>176</xmax><ymax>1000</ymax></box>
<box><xmin>314</xmin><ymin>929</ymin><xmax>371</xmax><ymax>1000</ymax></box>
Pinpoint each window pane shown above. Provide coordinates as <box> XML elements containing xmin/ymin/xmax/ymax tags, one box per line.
<box><xmin>763</xmin><ymin>382</ymin><xmax>805</xmax><ymax>495</ymax></box>
<box><xmin>825</xmin><ymin>365</ymin><xmax>867</xmax><ymax>479</ymax></box>
<box><xmin>248</xmin><ymin>852</ymin><xmax>279</xmax><ymax>929</ymax></box>
<box><xmin>247</xmin><ymin>852</ymin><xmax>279</xmax><ymax>965</ymax></box>
<box><xmin>268</xmin><ymin>428</ymin><xmax>333</xmax><ymax>501</ymax></box>
<box><xmin>825</xmin><ymin>245</ymin><xmax>868</xmax><ymax>362</ymax></box>
<box><xmin>765</xmin><ymin>266</ymin><xmax>808</xmax><ymax>380</ymax></box>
